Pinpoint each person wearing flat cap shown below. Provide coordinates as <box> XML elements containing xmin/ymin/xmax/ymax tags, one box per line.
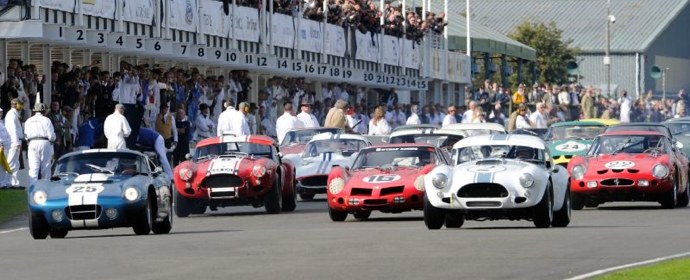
<box><xmin>297</xmin><ymin>102</ymin><xmax>319</xmax><ymax>128</ymax></box>
<box><xmin>23</xmin><ymin>96</ymin><xmax>56</xmax><ymax>186</ymax></box>
<box><xmin>5</xmin><ymin>98</ymin><xmax>24</xmax><ymax>187</ymax></box>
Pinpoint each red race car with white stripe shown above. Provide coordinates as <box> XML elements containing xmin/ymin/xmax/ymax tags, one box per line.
<box><xmin>326</xmin><ymin>144</ymin><xmax>451</xmax><ymax>221</ymax></box>
<box><xmin>173</xmin><ymin>135</ymin><xmax>296</xmax><ymax>216</ymax></box>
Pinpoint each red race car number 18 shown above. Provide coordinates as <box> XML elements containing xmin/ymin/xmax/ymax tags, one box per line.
<box><xmin>363</xmin><ymin>174</ymin><xmax>401</xmax><ymax>183</ymax></box>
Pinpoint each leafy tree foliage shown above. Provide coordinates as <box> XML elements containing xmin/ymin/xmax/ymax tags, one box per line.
<box><xmin>509</xmin><ymin>21</ymin><xmax>578</xmax><ymax>85</ymax></box>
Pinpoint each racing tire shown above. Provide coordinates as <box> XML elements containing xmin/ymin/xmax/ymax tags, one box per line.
<box><xmin>281</xmin><ymin>180</ymin><xmax>297</xmax><ymax>212</ymax></box>
<box><xmin>552</xmin><ymin>189</ymin><xmax>571</xmax><ymax>227</ymax></box>
<box><xmin>191</xmin><ymin>204</ymin><xmax>207</xmax><ymax>215</ymax></box>
<box><xmin>660</xmin><ymin>176</ymin><xmax>678</xmax><ymax>209</ymax></box>
<box><xmin>299</xmin><ymin>193</ymin><xmax>315</xmax><ymax>200</ymax></box>
<box><xmin>571</xmin><ymin>193</ymin><xmax>585</xmax><ymax>210</ymax></box>
<box><xmin>353</xmin><ymin>210</ymin><xmax>371</xmax><ymax>221</ymax></box>
<box><xmin>328</xmin><ymin>206</ymin><xmax>347</xmax><ymax>222</ymax></box>
<box><xmin>152</xmin><ymin>195</ymin><xmax>173</xmax><ymax>234</ymax></box>
<box><xmin>444</xmin><ymin>213</ymin><xmax>464</xmax><ymax>228</ymax></box>
<box><xmin>265</xmin><ymin>177</ymin><xmax>282</xmax><ymax>214</ymax></box>
<box><xmin>424</xmin><ymin>195</ymin><xmax>445</xmax><ymax>230</ymax></box>
<box><xmin>174</xmin><ymin>191</ymin><xmax>192</xmax><ymax>218</ymax></box>
<box><xmin>29</xmin><ymin>213</ymin><xmax>49</xmax><ymax>240</ymax></box>
<box><xmin>676</xmin><ymin>179</ymin><xmax>690</xmax><ymax>208</ymax></box>
<box><xmin>49</xmin><ymin>228</ymin><xmax>68</xmax><ymax>238</ymax></box>
<box><xmin>533</xmin><ymin>185</ymin><xmax>553</xmax><ymax>228</ymax></box>
<box><xmin>133</xmin><ymin>196</ymin><xmax>153</xmax><ymax>235</ymax></box>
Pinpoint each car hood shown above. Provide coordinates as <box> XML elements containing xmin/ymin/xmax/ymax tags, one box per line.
<box><xmin>580</xmin><ymin>153</ymin><xmax>667</xmax><ymax>172</ymax></box>
<box><xmin>346</xmin><ymin>167</ymin><xmax>421</xmax><ymax>188</ymax></box>
<box><xmin>35</xmin><ymin>173</ymin><xmax>142</xmax><ymax>201</ymax></box>
<box><xmin>451</xmin><ymin>159</ymin><xmax>532</xmax><ymax>182</ymax></box>
<box><xmin>547</xmin><ymin>139</ymin><xmax>591</xmax><ymax>157</ymax></box>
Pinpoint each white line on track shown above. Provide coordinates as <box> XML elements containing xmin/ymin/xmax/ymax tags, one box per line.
<box><xmin>0</xmin><ymin>227</ymin><xmax>27</xmax><ymax>235</ymax></box>
<box><xmin>564</xmin><ymin>251</ymin><xmax>690</xmax><ymax>280</ymax></box>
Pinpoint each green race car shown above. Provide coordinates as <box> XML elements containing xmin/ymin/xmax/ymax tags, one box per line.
<box><xmin>545</xmin><ymin>121</ymin><xmax>607</xmax><ymax>167</ymax></box>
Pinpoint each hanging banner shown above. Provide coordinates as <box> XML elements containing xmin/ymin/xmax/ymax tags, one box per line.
<box><xmin>354</xmin><ymin>31</ymin><xmax>379</xmax><ymax>62</ymax></box>
<box><xmin>382</xmin><ymin>35</ymin><xmax>401</xmax><ymax>66</ymax></box>
<box><xmin>200</xmin><ymin>0</ymin><xmax>228</xmax><ymax>37</ymax></box>
<box><xmin>81</xmin><ymin>0</ymin><xmax>116</xmax><ymax>19</ymax></box>
<box><xmin>402</xmin><ymin>39</ymin><xmax>420</xmax><ymax>69</ymax></box>
<box><xmin>36</xmin><ymin>0</ymin><xmax>76</xmax><ymax>12</ymax></box>
<box><xmin>324</xmin><ymin>23</ymin><xmax>346</xmax><ymax>57</ymax></box>
<box><xmin>233</xmin><ymin>6</ymin><xmax>260</xmax><ymax>42</ymax></box>
<box><xmin>168</xmin><ymin>0</ymin><xmax>198</xmax><ymax>32</ymax></box>
<box><xmin>270</xmin><ymin>13</ymin><xmax>295</xmax><ymax>49</ymax></box>
<box><xmin>121</xmin><ymin>0</ymin><xmax>154</xmax><ymax>25</ymax></box>
<box><xmin>298</xmin><ymin>19</ymin><xmax>322</xmax><ymax>53</ymax></box>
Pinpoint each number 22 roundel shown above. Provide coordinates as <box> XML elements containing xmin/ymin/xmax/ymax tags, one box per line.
<box><xmin>362</xmin><ymin>174</ymin><xmax>401</xmax><ymax>183</ymax></box>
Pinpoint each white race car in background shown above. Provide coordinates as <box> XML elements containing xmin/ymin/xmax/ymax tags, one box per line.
<box><xmin>283</xmin><ymin>133</ymin><xmax>371</xmax><ymax>200</ymax></box>
<box><xmin>423</xmin><ymin>134</ymin><xmax>571</xmax><ymax>229</ymax></box>
<box><xmin>441</xmin><ymin>122</ymin><xmax>507</xmax><ymax>136</ymax></box>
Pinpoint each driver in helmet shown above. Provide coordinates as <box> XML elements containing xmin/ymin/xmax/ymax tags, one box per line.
<box><xmin>120</xmin><ymin>158</ymin><xmax>138</xmax><ymax>175</ymax></box>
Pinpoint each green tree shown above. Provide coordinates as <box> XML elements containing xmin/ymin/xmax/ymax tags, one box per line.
<box><xmin>508</xmin><ymin>21</ymin><xmax>578</xmax><ymax>85</ymax></box>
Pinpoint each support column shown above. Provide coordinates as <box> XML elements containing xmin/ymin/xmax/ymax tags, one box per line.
<box><xmin>483</xmin><ymin>52</ymin><xmax>491</xmax><ymax>81</ymax></box>
<box><xmin>42</xmin><ymin>45</ymin><xmax>52</xmax><ymax>105</ymax></box>
<box><xmin>62</xmin><ymin>48</ymin><xmax>72</xmax><ymax>66</ymax></box>
<box><xmin>21</xmin><ymin>42</ymin><xmax>30</xmax><ymax>64</ymax></box>
<box><xmin>82</xmin><ymin>49</ymin><xmax>92</xmax><ymax>67</ymax></box>
<box><xmin>101</xmin><ymin>53</ymin><xmax>111</xmax><ymax>73</ymax></box>
<box><xmin>433</xmin><ymin>80</ymin><xmax>442</xmax><ymax>105</ymax></box>
<box><xmin>517</xmin><ymin>59</ymin><xmax>523</xmax><ymax>85</ymax></box>
<box><xmin>531</xmin><ymin>61</ymin><xmax>538</xmax><ymax>85</ymax></box>
<box><xmin>249</xmin><ymin>72</ymin><xmax>259</xmax><ymax>104</ymax></box>
<box><xmin>500</xmin><ymin>54</ymin><xmax>508</xmax><ymax>89</ymax></box>
<box><xmin>0</xmin><ymin>40</ymin><xmax>7</xmax><ymax>83</ymax></box>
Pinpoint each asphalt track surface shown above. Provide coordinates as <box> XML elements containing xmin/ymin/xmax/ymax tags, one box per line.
<box><xmin>2</xmin><ymin>197</ymin><xmax>690</xmax><ymax>280</ymax></box>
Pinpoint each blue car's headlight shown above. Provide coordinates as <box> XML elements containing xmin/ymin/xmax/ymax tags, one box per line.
<box><xmin>33</xmin><ymin>190</ymin><xmax>47</xmax><ymax>205</ymax></box>
<box><xmin>124</xmin><ymin>187</ymin><xmax>139</xmax><ymax>201</ymax></box>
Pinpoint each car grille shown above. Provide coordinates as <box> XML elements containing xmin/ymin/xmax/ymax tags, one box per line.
<box><xmin>65</xmin><ymin>205</ymin><xmax>102</xmax><ymax>220</ymax></box>
<box><xmin>202</xmin><ymin>174</ymin><xmax>244</xmax><ymax>188</ymax></box>
<box><xmin>458</xmin><ymin>183</ymin><xmax>509</xmax><ymax>198</ymax></box>
<box><xmin>597</xmin><ymin>169</ymin><xmax>639</xmax><ymax>175</ymax></box>
<box><xmin>363</xmin><ymin>199</ymin><xmax>387</xmax><ymax>205</ymax></box>
<box><xmin>300</xmin><ymin>175</ymin><xmax>328</xmax><ymax>187</ymax></box>
<box><xmin>601</xmin><ymin>178</ymin><xmax>635</xmax><ymax>186</ymax></box>
<box><xmin>351</xmin><ymin>188</ymin><xmax>372</xmax><ymax>196</ymax></box>
<box><xmin>466</xmin><ymin>201</ymin><xmax>502</xmax><ymax>207</ymax></box>
<box><xmin>380</xmin><ymin>186</ymin><xmax>405</xmax><ymax>196</ymax></box>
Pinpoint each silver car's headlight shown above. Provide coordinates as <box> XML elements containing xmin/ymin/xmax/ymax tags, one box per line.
<box><xmin>328</xmin><ymin>178</ymin><xmax>345</xmax><ymax>194</ymax></box>
<box><xmin>33</xmin><ymin>190</ymin><xmax>47</xmax><ymax>205</ymax></box>
<box><xmin>431</xmin><ymin>173</ymin><xmax>449</xmax><ymax>189</ymax></box>
<box><xmin>124</xmin><ymin>187</ymin><xmax>139</xmax><ymax>201</ymax></box>
<box><xmin>519</xmin><ymin>173</ymin><xmax>535</xmax><ymax>188</ymax></box>
<box><xmin>652</xmin><ymin>164</ymin><xmax>669</xmax><ymax>179</ymax></box>
<box><xmin>572</xmin><ymin>165</ymin><xmax>586</xmax><ymax>180</ymax></box>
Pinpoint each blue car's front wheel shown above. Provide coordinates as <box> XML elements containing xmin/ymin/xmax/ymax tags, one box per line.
<box><xmin>29</xmin><ymin>213</ymin><xmax>49</xmax><ymax>240</ymax></box>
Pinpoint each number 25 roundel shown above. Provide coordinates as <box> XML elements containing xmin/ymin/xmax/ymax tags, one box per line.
<box><xmin>362</xmin><ymin>174</ymin><xmax>401</xmax><ymax>183</ymax></box>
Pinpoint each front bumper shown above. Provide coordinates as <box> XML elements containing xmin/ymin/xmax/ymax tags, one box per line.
<box><xmin>328</xmin><ymin>191</ymin><xmax>423</xmax><ymax>212</ymax></box>
<box><xmin>571</xmin><ymin>175</ymin><xmax>674</xmax><ymax>201</ymax></box>
<box><xmin>30</xmin><ymin>197</ymin><xmax>147</xmax><ymax>230</ymax></box>
<box><xmin>427</xmin><ymin>183</ymin><xmax>545</xmax><ymax>210</ymax></box>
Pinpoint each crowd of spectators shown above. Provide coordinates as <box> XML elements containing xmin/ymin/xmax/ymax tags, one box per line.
<box><xmin>236</xmin><ymin>0</ymin><xmax>446</xmax><ymax>42</ymax></box>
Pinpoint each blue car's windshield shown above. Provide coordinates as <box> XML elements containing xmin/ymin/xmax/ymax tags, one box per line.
<box><xmin>54</xmin><ymin>152</ymin><xmax>147</xmax><ymax>176</ymax></box>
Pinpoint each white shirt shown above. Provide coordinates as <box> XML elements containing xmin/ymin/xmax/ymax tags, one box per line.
<box><xmin>297</xmin><ymin>111</ymin><xmax>320</xmax><ymax>128</ymax></box>
<box><xmin>117</xmin><ymin>74</ymin><xmax>140</xmax><ymax>105</ymax></box>
<box><xmin>104</xmin><ymin>111</ymin><xmax>131</xmax><ymax>141</ymax></box>
<box><xmin>247</xmin><ymin>114</ymin><xmax>257</xmax><ymax>134</ymax></box>
<box><xmin>516</xmin><ymin>115</ymin><xmax>532</xmax><ymax>129</ymax></box>
<box><xmin>558</xmin><ymin>91</ymin><xmax>571</xmax><ymax>106</ymax></box>
<box><xmin>368</xmin><ymin>119</ymin><xmax>391</xmax><ymax>136</ymax></box>
<box><xmin>529</xmin><ymin>111</ymin><xmax>547</xmax><ymax>129</ymax></box>
<box><xmin>462</xmin><ymin>109</ymin><xmax>474</xmax><ymax>123</ymax></box>
<box><xmin>195</xmin><ymin>113</ymin><xmax>215</xmax><ymax>139</ymax></box>
<box><xmin>261</xmin><ymin>117</ymin><xmax>277</xmax><ymax>137</ymax></box>
<box><xmin>5</xmin><ymin>108</ymin><xmax>23</xmax><ymax>145</ymax></box>
<box><xmin>406</xmin><ymin>113</ymin><xmax>421</xmax><ymax>125</ymax></box>
<box><xmin>217</xmin><ymin>107</ymin><xmax>237</xmax><ymax>136</ymax></box>
<box><xmin>24</xmin><ymin>113</ymin><xmax>56</xmax><ymax>141</ymax></box>
<box><xmin>442</xmin><ymin>114</ymin><xmax>457</xmax><ymax>126</ymax></box>
<box><xmin>619</xmin><ymin>97</ymin><xmax>632</xmax><ymax>123</ymax></box>
<box><xmin>229</xmin><ymin>110</ymin><xmax>251</xmax><ymax>136</ymax></box>
<box><xmin>0</xmin><ymin>121</ymin><xmax>11</xmax><ymax>147</ymax></box>
<box><xmin>276</xmin><ymin>112</ymin><xmax>304</xmax><ymax>144</ymax></box>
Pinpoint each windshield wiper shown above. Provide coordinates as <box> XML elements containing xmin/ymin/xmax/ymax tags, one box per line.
<box><xmin>85</xmin><ymin>164</ymin><xmax>114</xmax><ymax>175</ymax></box>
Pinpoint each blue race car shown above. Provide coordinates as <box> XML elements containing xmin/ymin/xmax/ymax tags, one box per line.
<box><xmin>28</xmin><ymin>149</ymin><xmax>173</xmax><ymax>239</ymax></box>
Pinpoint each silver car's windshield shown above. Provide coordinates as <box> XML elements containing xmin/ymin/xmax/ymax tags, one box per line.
<box><xmin>302</xmin><ymin>139</ymin><xmax>368</xmax><ymax>158</ymax></box>
<box><xmin>453</xmin><ymin>145</ymin><xmax>544</xmax><ymax>164</ymax></box>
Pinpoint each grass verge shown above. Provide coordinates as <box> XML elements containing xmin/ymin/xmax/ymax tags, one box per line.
<box><xmin>0</xmin><ymin>190</ymin><xmax>27</xmax><ymax>225</ymax></box>
<box><xmin>595</xmin><ymin>257</ymin><xmax>690</xmax><ymax>280</ymax></box>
